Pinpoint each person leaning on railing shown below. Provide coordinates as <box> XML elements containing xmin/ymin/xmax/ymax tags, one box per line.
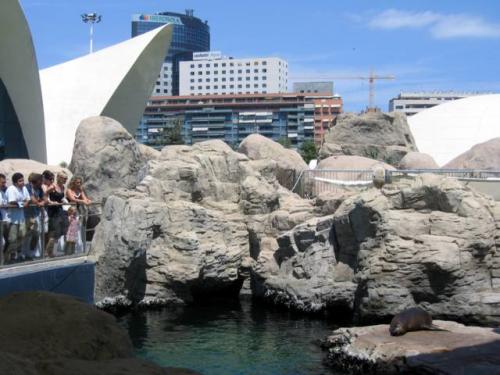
<box><xmin>25</xmin><ymin>173</ymin><xmax>45</xmax><ymax>260</ymax></box>
<box><xmin>66</xmin><ymin>176</ymin><xmax>91</xmax><ymax>254</ymax></box>
<box><xmin>45</xmin><ymin>172</ymin><xmax>68</xmax><ymax>257</ymax></box>
<box><xmin>4</xmin><ymin>173</ymin><xmax>30</xmax><ymax>263</ymax></box>
<box><xmin>0</xmin><ymin>174</ymin><xmax>9</xmax><ymax>260</ymax></box>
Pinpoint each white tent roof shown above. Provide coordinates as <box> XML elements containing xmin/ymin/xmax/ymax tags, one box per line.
<box><xmin>40</xmin><ymin>25</ymin><xmax>172</xmax><ymax>164</ymax></box>
<box><xmin>408</xmin><ymin>94</ymin><xmax>500</xmax><ymax>166</ymax></box>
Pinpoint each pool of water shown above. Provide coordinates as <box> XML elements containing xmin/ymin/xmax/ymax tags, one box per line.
<box><xmin>117</xmin><ymin>298</ymin><xmax>345</xmax><ymax>375</ymax></box>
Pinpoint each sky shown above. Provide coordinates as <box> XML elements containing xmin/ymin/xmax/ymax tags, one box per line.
<box><xmin>21</xmin><ymin>0</ymin><xmax>500</xmax><ymax>112</ymax></box>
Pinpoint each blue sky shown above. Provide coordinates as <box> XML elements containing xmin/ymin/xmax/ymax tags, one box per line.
<box><xmin>21</xmin><ymin>0</ymin><xmax>500</xmax><ymax>111</ymax></box>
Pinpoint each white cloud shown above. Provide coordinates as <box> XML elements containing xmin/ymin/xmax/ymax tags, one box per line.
<box><xmin>366</xmin><ymin>9</ymin><xmax>500</xmax><ymax>39</ymax></box>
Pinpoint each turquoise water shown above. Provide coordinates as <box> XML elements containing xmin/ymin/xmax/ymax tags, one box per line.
<box><xmin>118</xmin><ymin>298</ymin><xmax>344</xmax><ymax>375</ymax></box>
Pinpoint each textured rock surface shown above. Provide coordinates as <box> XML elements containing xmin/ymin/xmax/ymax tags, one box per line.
<box><xmin>82</xmin><ymin>124</ymin><xmax>315</xmax><ymax>307</ymax></box>
<box><xmin>319</xmin><ymin>111</ymin><xmax>417</xmax><ymax>165</ymax></box>
<box><xmin>398</xmin><ymin>151</ymin><xmax>439</xmax><ymax>170</ymax></box>
<box><xmin>323</xmin><ymin>321</ymin><xmax>500</xmax><ymax>375</ymax></box>
<box><xmin>444</xmin><ymin>137</ymin><xmax>500</xmax><ymax>170</ymax></box>
<box><xmin>69</xmin><ymin>116</ymin><xmax>149</xmax><ymax>204</ymax></box>
<box><xmin>252</xmin><ymin>174</ymin><xmax>500</xmax><ymax>324</ymax></box>
<box><xmin>0</xmin><ymin>292</ymin><xmax>198</xmax><ymax>374</ymax></box>
<box><xmin>238</xmin><ymin>134</ymin><xmax>307</xmax><ymax>187</ymax></box>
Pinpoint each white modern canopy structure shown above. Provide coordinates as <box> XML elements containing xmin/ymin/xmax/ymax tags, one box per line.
<box><xmin>1</xmin><ymin>0</ymin><xmax>173</xmax><ymax>164</ymax></box>
<box><xmin>41</xmin><ymin>25</ymin><xmax>173</xmax><ymax>164</ymax></box>
<box><xmin>408</xmin><ymin>94</ymin><xmax>500</xmax><ymax>166</ymax></box>
<box><xmin>0</xmin><ymin>0</ymin><xmax>46</xmax><ymax>162</ymax></box>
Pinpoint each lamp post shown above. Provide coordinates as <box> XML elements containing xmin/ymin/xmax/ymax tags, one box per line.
<box><xmin>81</xmin><ymin>13</ymin><xmax>102</xmax><ymax>54</ymax></box>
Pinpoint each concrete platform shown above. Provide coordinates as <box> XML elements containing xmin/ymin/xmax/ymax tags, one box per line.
<box><xmin>0</xmin><ymin>257</ymin><xmax>94</xmax><ymax>303</ymax></box>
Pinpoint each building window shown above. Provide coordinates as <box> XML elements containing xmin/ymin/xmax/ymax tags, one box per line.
<box><xmin>230</xmin><ymin>85</ymin><xmax>234</xmax><ymax>88</ymax></box>
<box><xmin>246</xmin><ymin>84</ymin><xmax>250</xmax><ymax>88</ymax></box>
<box><xmin>190</xmin><ymin>79</ymin><xmax>195</xmax><ymax>83</ymax></box>
<box><xmin>206</xmin><ymin>64</ymin><xmax>210</xmax><ymax>67</ymax></box>
<box><xmin>206</xmin><ymin>71</ymin><xmax>210</xmax><ymax>75</ymax></box>
<box><xmin>198</xmin><ymin>71</ymin><xmax>202</xmax><ymax>75</ymax></box>
<box><xmin>198</xmin><ymin>78</ymin><xmax>202</xmax><ymax>82</ymax></box>
<box><xmin>262</xmin><ymin>76</ymin><xmax>267</xmax><ymax>80</ymax></box>
<box><xmin>254</xmin><ymin>76</ymin><xmax>258</xmax><ymax>80</ymax></box>
<box><xmin>214</xmin><ymin>63</ymin><xmax>218</xmax><ymax>67</ymax></box>
<box><xmin>254</xmin><ymin>69</ymin><xmax>258</xmax><ymax>73</ymax></box>
<box><xmin>190</xmin><ymin>86</ymin><xmax>195</xmax><ymax>90</ymax></box>
<box><xmin>190</xmin><ymin>72</ymin><xmax>195</xmax><ymax>76</ymax></box>
<box><xmin>230</xmin><ymin>77</ymin><xmax>234</xmax><ymax>81</ymax></box>
<box><xmin>198</xmin><ymin>64</ymin><xmax>202</xmax><ymax>68</ymax></box>
<box><xmin>164</xmin><ymin>74</ymin><xmax>169</xmax><ymax>78</ymax></box>
<box><xmin>222</xmin><ymin>63</ymin><xmax>226</xmax><ymax>67</ymax></box>
<box><xmin>190</xmin><ymin>64</ymin><xmax>195</xmax><ymax>68</ymax></box>
<box><xmin>262</xmin><ymin>68</ymin><xmax>267</xmax><ymax>73</ymax></box>
<box><xmin>262</xmin><ymin>61</ymin><xmax>267</xmax><ymax>65</ymax></box>
<box><xmin>214</xmin><ymin>78</ymin><xmax>218</xmax><ymax>82</ymax></box>
<box><xmin>206</xmin><ymin>78</ymin><xmax>210</xmax><ymax>82</ymax></box>
<box><xmin>222</xmin><ymin>85</ymin><xmax>226</xmax><ymax>89</ymax></box>
<box><xmin>222</xmin><ymin>77</ymin><xmax>226</xmax><ymax>82</ymax></box>
<box><xmin>246</xmin><ymin>77</ymin><xmax>250</xmax><ymax>81</ymax></box>
<box><xmin>222</xmin><ymin>70</ymin><xmax>226</xmax><ymax>74</ymax></box>
<box><xmin>254</xmin><ymin>84</ymin><xmax>258</xmax><ymax>88</ymax></box>
<box><xmin>230</xmin><ymin>62</ymin><xmax>234</xmax><ymax>67</ymax></box>
<box><xmin>238</xmin><ymin>69</ymin><xmax>242</xmax><ymax>74</ymax></box>
<box><xmin>230</xmin><ymin>70</ymin><xmax>234</xmax><ymax>74</ymax></box>
<box><xmin>238</xmin><ymin>84</ymin><xmax>242</xmax><ymax>88</ymax></box>
<box><xmin>164</xmin><ymin>89</ymin><xmax>168</xmax><ymax>93</ymax></box>
<box><xmin>254</xmin><ymin>61</ymin><xmax>259</xmax><ymax>65</ymax></box>
<box><xmin>198</xmin><ymin>86</ymin><xmax>202</xmax><ymax>89</ymax></box>
<box><xmin>214</xmin><ymin>71</ymin><xmax>218</xmax><ymax>75</ymax></box>
<box><xmin>214</xmin><ymin>85</ymin><xmax>218</xmax><ymax>89</ymax></box>
<box><xmin>246</xmin><ymin>69</ymin><xmax>250</xmax><ymax>73</ymax></box>
<box><xmin>206</xmin><ymin>86</ymin><xmax>210</xmax><ymax>89</ymax></box>
<box><xmin>238</xmin><ymin>77</ymin><xmax>242</xmax><ymax>81</ymax></box>
<box><xmin>246</xmin><ymin>62</ymin><xmax>250</xmax><ymax>66</ymax></box>
<box><xmin>263</xmin><ymin>83</ymin><xmax>267</xmax><ymax>88</ymax></box>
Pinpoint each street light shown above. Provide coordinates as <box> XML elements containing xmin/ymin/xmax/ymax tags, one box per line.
<box><xmin>81</xmin><ymin>13</ymin><xmax>102</xmax><ymax>54</ymax></box>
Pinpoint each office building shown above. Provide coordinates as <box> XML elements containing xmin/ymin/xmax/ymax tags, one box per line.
<box><xmin>293</xmin><ymin>81</ymin><xmax>333</xmax><ymax>95</ymax></box>
<box><xmin>389</xmin><ymin>92</ymin><xmax>488</xmax><ymax>116</ymax></box>
<box><xmin>132</xmin><ymin>11</ymin><xmax>210</xmax><ymax>96</ymax></box>
<box><xmin>179</xmin><ymin>52</ymin><xmax>288</xmax><ymax>96</ymax></box>
<box><xmin>312</xmin><ymin>96</ymin><xmax>343</xmax><ymax>146</ymax></box>
<box><xmin>136</xmin><ymin>93</ymin><xmax>342</xmax><ymax>149</ymax></box>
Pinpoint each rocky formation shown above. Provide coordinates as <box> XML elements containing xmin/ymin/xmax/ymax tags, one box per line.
<box><xmin>76</xmin><ymin>120</ymin><xmax>315</xmax><ymax>307</ymax></box>
<box><xmin>444</xmin><ymin>137</ymin><xmax>500</xmax><ymax>170</ymax></box>
<box><xmin>319</xmin><ymin>111</ymin><xmax>417</xmax><ymax>165</ymax></box>
<box><xmin>322</xmin><ymin>321</ymin><xmax>500</xmax><ymax>374</ymax></box>
<box><xmin>317</xmin><ymin>155</ymin><xmax>395</xmax><ymax>171</ymax></box>
<box><xmin>0</xmin><ymin>158</ymin><xmax>70</xmax><ymax>181</ymax></box>
<box><xmin>69</xmin><ymin>116</ymin><xmax>155</xmax><ymax>205</ymax></box>
<box><xmin>238</xmin><ymin>134</ymin><xmax>307</xmax><ymax>187</ymax></box>
<box><xmin>398</xmin><ymin>151</ymin><xmax>439</xmax><ymax>170</ymax></box>
<box><xmin>252</xmin><ymin>174</ymin><xmax>500</xmax><ymax>325</ymax></box>
<box><xmin>0</xmin><ymin>291</ymin><xmax>199</xmax><ymax>374</ymax></box>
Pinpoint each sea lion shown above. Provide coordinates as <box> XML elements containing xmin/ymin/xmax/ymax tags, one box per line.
<box><xmin>389</xmin><ymin>307</ymin><xmax>442</xmax><ymax>336</ymax></box>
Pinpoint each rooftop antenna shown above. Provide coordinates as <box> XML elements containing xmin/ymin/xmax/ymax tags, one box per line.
<box><xmin>81</xmin><ymin>13</ymin><xmax>102</xmax><ymax>54</ymax></box>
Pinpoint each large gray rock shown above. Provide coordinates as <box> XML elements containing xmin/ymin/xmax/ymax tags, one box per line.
<box><xmin>0</xmin><ymin>292</ymin><xmax>197</xmax><ymax>374</ymax></box>
<box><xmin>238</xmin><ymin>134</ymin><xmax>308</xmax><ymax>188</ymax></box>
<box><xmin>252</xmin><ymin>174</ymin><xmax>500</xmax><ymax>324</ymax></box>
<box><xmin>319</xmin><ymin>111</ymin><xmax>418</xmax><ymax>165</ymax></box>
<box><xmin>398</xmin><ymin>151</ymin><xmax>439</xmax><ymax>169</ymax></box>
<box><xmin>69</xmin><ymin>116</ymin><xmax>148</xmax><ymax>204</ymax></box>
<box><xmin>89</xmin><ymin>135</ymin><xmax>315</xmax><ymax>307</ymax></box>
<box><xmin>323</xmin><ymin>321</ymin><xmax>500</xmax><ymax>375</ymax></box>
<box><xmin>444</xmin><ymin>137</ymin><xmax>500</xmax><ymax>170</ymax></box>
<box><xmin>317</xmin><ymin>155</ymin><xmax>395</xmax><ymax>171</ymax></box>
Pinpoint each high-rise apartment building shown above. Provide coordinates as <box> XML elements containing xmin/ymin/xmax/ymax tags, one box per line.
<box><xmin>389</xmin><ymin>91</ymin><xmax>488</xmax><ymax>116</ymax></box>
<box><xmin>136</xmin><ymin>93</ymin><xmax>342</xmax><ymax>149</ymax></box>
<box><xmin>131</xmin><ymin>10</ymin><xmax>210</xmax><ymax>96</ymax></box>
<box><xmin>179</xmin><ymin>52</ymin><xmax>288</xmax><ymax>96</ymax></box>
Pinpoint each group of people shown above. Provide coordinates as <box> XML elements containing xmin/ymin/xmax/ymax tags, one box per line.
<box><xmin>0</xmin><ymin>170</ymin><xmax>92</xmax><ymax>265</ymax></box>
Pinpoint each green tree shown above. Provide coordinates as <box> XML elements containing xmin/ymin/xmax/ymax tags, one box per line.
<box><xmin>165</xmin><ymin>118</ymin><xmax>184</xmax><ymax>145</ymax></box>
<box><xmin>300</xmin><ymin>140</ymin><xmax>318</xmax><ymax>164</ymax></box>
<box><xmin>277</xmin><ymin>137</ymin><xmax>292</xmax><ymax>149</ymax></box>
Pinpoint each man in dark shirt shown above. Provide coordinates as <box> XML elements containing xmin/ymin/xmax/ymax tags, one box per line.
<box><xmin>24</xmin><ymin>173</ymin><xmax>45</xmax><ymax>260</ymax></box>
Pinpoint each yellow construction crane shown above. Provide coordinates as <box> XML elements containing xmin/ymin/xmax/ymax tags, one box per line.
<box><xmin>291</xmin><ymin>69</ymin><xmax>395</xmax><ymax>110</ymax></box>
